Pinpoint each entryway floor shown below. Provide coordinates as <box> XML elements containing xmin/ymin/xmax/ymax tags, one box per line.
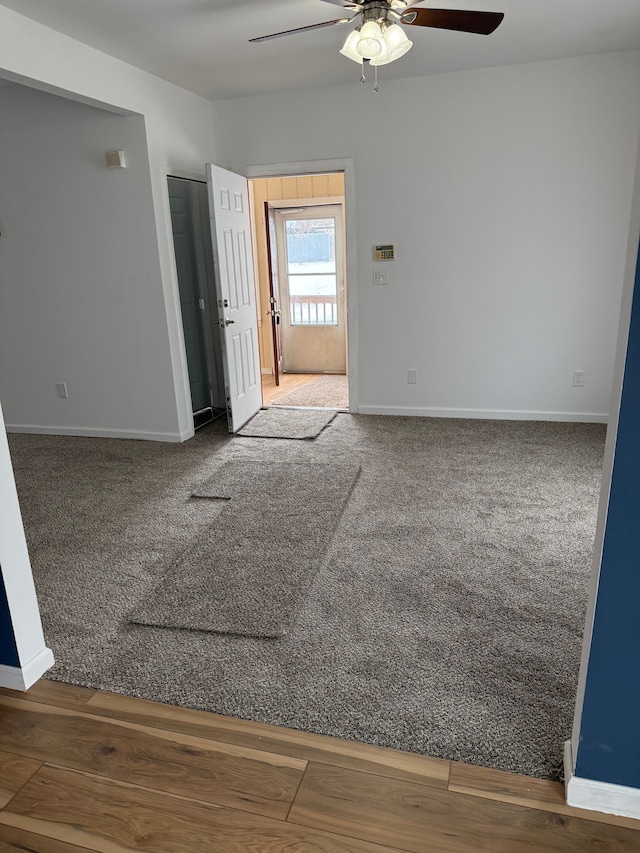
<box><xmin>262</xmin><ymin>373</ymin><xmax>348</xmax><ymax>409</ymax></box>
<box><xmin>262</xmin><ymin>373</ymin><xmax>316</xmax><ymax>405</ymax></box>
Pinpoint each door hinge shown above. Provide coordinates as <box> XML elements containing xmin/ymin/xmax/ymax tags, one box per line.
<box><xmin>199</xmin><ymin>298</ymin><xmax>205</xmax><ymax>310</ymax></box>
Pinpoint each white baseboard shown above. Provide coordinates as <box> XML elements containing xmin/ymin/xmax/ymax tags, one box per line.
<box><xmin>261</xmin><ymin>368</ymin><xmax>273</xmax><ymax>375</ymax></box>
<box><xmin>6</xmin><ymin>411</ymin><xmax>607</xmax><ymax>435</ymax></box>
<box><xmin>5</xmin><ymin>424</ymin><xmax>188</xmax><ymax>443</ymax></box>
<box><xmin>564</xmin><ymin>740</ymin><xmax>640</xmax><ymax>820</ymax></box>
<box><xmin>0</xmin><ymin>647</ymin><xmax>55</xmax><ymax>691</ymax></box>
<box><xmin>357</xmin><ymin>405</ymin><xmax>608</xmax><ymax>423</ymax></box>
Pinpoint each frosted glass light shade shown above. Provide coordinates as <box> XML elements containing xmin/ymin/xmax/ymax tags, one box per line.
<box><xmin>340</xmin><ymin>29</ymin><xmax>363</xmax><ymax>63</ymax></box>
<box><xmin>370</xmin><ymin>38</ymin><xmax>391</xmax><ymax>66</ymax></box>
<box><xmin>383</xmin><ymin>23</ymin><xmax>413</xmax><ymax>61</ymax></box>
<box><xmin>356</xmin><ymin>21</ymin><xmax>383</xmax><ymax>58</ymax></box>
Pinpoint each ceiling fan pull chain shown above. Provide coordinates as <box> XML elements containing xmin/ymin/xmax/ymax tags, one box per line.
<box><xmin>360</xmin><ymin>59</ymin><xmax>366</xmax><ymax>84</ymax></box>
<box><xmin>373</xmin><ymin>64</ymin><xmax>379</xmax><ymax>92</ymax></box>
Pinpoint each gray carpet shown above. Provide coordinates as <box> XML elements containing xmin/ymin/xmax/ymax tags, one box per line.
<box><xmin>238</xmin><ymin>407</ymin><xmax>336</xmax><ymax>439</ymax></box>
<box><xmin>130</xmin><ymin>461</ymin><xmax>360</xmax><ymax>637</ymax></box>
<box><xmin>7</xmin><ymin>415</ymin><xmax>605</xmax><ymax>780</ymax></box>
<box><xmin>272</xmin><ymin>374</ymin><xmax>349</xmax><ymax>409</ymax></box>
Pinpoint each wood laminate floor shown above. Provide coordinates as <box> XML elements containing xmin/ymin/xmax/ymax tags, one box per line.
<box><xmin>261</xmin><ymin>373</ymin><xmax>317</xmax><ymax>406</ymax></box>
<box><xmin>0</xmin><ymin>681</ymin><xmax>639</xmax><ymax>851</ymax></box>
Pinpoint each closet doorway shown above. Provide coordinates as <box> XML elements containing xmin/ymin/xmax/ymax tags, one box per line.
<box><xmin>167</xmin><ymin>175</ymin><xmax>226</xmax><ymax>428</ymax></box>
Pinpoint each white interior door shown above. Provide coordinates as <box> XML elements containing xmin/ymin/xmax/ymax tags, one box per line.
<box><xmin>206</xmin><ymin>164</ymin><xmax>262</xmax><ymax>432</ymax></box>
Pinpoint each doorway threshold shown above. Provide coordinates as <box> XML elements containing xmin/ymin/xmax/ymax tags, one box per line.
<box><xmin>262</xmin><ymin>372</ymin><xmax>348</xmax><ymax>409</ymax></box>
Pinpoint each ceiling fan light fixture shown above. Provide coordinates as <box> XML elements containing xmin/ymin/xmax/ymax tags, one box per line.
<box><xmin>356</xmin><ymin>20</ymin><xmax>383</xmax><ymax>58</ymax></box>
<box><xmin>340</xmin><ymin>28</ymin><xmax>363</xmax><ymax>63</ymax></box>
<box><xmin>370</xmin><ymin>36</ymin><xmax>391</xmax><ymax>66</ymax></box>
<box><xmin>249</xmin><ymin>5</ymin><xmax>505</xmax><ymax>95</ymax></box>
<box><xmin>383</xmin><ymin>23</ymin><xmax>413</xmax><ymax>61</ymax></box>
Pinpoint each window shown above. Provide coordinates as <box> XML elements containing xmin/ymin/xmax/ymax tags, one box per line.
<box><xmin>285</xmin><ymin>217</ymin><xmax>338</xmax><ymax>326</ymax></box>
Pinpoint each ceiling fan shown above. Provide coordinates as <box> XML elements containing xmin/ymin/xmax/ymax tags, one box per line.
<box><xmin>250</xmin><ymin>2</ymin><xmax>504</xmax><ymax>84</ymax></box>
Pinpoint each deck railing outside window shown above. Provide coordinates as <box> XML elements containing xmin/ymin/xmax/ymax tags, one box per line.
<box><xmin>289</xmin><ymin>294</ymin><xmax>337</xmax><ymax>326</ymax></box>
<box><xmin>285</xmin><ymin>217</ymin><xmax>338</xmax><ymax>327</ymax></box>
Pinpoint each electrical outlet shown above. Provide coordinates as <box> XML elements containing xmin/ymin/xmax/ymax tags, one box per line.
<box><xmin>572</xmin><ymin>370</ymin><xmax>585</xmax><ymax>388</ymax></box>
<box><xmin>407</xmin><ymin>369</ymin><xmax>418</xmax><ymax>385</ymax></box>
<box><xmin>56</xmin><ymin>382</ymin><xmax>68</xmax><ymax>399</ymax></box>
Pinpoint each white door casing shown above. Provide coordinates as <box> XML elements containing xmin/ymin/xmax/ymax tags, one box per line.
<box><xmin>206</xmin><ymin>164</ymin><xmax>262</xmax><ymax>432</ymax></box>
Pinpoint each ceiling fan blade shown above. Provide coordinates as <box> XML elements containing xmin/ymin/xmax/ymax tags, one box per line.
<box><xmin>401</xmin><ymin>9</ymin><xmax>504</xmax><ymax>35</ymax></box>
<box><xmin>249</xmin><ymin>17</ymin><xmax>351</xmax><ymax>43</ymax></box>
<box><xmin>318</xmin><ymin>0</ymin><xmax>362</xmax><ymax>7</ymax></box>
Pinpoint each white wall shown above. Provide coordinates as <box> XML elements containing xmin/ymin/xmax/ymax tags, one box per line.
<box><xmin>0</xmin><ymin>6</ymin><xmax>215</xmax><ymax>439</ymax></box>
<box><xmin>0</xmin><ymin>86</ymin><xmax>175</xmax><ymax>437</ymax></box>
<box><xmin>212</xmin><ymin>51</ymin><xmax>640</xmax><ymax>420</ymax></box>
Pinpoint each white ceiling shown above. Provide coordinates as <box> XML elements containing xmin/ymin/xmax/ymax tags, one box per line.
<box><xmin>2</xmin><ymin>0</ymin><xmax>640</xmax><ymax>101</ymax></box>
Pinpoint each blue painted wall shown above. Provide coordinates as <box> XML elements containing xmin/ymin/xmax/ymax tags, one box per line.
<box><xmin>575</xmin><ymin>242</ymin><xmax>640</xmax><ymax>788</ymax></box>
<box><xmin>0</xmin><ymin>568</ymin><xmax>20</xmax><ymax>668</ymax></box>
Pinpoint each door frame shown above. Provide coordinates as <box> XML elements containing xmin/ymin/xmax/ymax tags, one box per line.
<box><xmin>274</xmin><ymin>202</ymin><xmax>347</xmax><ymax>375</ymax></box>
<box><xmin>167</xmin><ymin>174</ymin><xmax>225</xmax><ymax>428</ymax></box>
<box><xmin>160</xmin><ymin>165</ymin><xmax>209</xmax><ymax>440</ymax></box>
<box><xmin>264</xmin><ymin>202</ymin><xmax>283</xmax><ymax>385</ymax></box>
<box><xmin>243</xmin><ymin>159</ymin><xmax>358</xmax><ymax>413</ymax></box>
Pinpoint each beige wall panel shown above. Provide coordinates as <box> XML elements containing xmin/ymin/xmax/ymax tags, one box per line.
<box><xmin>328</xmin><ymin>173</ymin><xmax>345</xmax><ymax>196</ymax></box>
<box><xmin>252</xmin><ymin>178</ymin><xmax>268</xmax><ymax>202</ymax></box>
<box><xmin>296</xmin><ymin>175</ymin><xmax>314</xmax><ymax>197</ymax></box>
<box><xmin>311</xmin><ymin>174</ymin><xmax>330</xmax><ymax>196</ymax></box>
<box><xmin>266</xmin><ymin>177</ymin><xmax>283</xmax><ymax>199</ymax></box>
<box><xmin>250</xmin><ymin>180</ymin><xmax>270</xmax><ymax>369</ymax></box>
<box><xmin>280</xmin><ymin>176</ymin><xmax>298</xmax><ymax>198</ymax></box>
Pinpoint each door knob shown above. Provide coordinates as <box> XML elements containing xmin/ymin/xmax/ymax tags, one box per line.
<box><xmin>225</xmin><ymin>318</ymin><xmax>235</xmax><ymax>326</ymax></box>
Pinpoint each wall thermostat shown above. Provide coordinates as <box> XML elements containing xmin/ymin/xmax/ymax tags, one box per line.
<box><xmin>373</xmin><ymin>244</ymin><xmax>395</xmax><ymax>261</ymax></box>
